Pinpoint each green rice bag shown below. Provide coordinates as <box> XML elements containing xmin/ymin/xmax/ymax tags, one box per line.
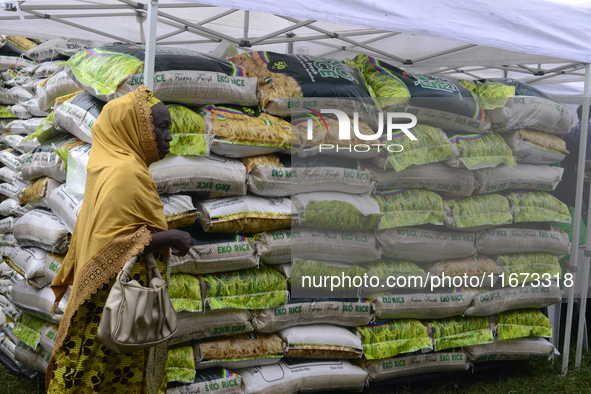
<box><xmin>375</xmin><ymin>124</ymin><xmax>453</xmax><ymax>171</ymax></box>
<box><xmin>474</xmin><ymin>79</ymin><xmax>573</xmax><ymax>134</ymax></box>
<box><xmin>428</xmin><ymin>316</ymin><xmax>493</xmax><ymax>351</ymax></box>
<box><xmin>357</xmin><ymin>319</ymin><xmax>432</xmax><ymax>360</ymax></box>
<box><xmin>496</xmin><ymin>309</ymin><xmax>552</xmax><ymax>340</ymax></box>
<box><xmin>349</xmin><ymin>55</ymin><xmax>489</xmax><ymax>134</ymax></box>
<box><xmin>290</xmin><ymin>258</ymin><xmax>367</xmax><ymax>292</ymax></box>
<box><xmin>446</xmin><ymin>132</ymin><xmax>516</xmax><ymax>170</ymax></box>
<box><xmin>506</xmin><ymin>191</ymin><xmax>570</xmax><ymax>224</ymax></box>
<box><xmin>24</xmin><ymin>111</ymin><xmax>63</xmax><ymax>144</ymax></box>
<box><xmin>168</xmin><ymin>274</ymin><xmax>203</xmax><ymax>313</ymax></box>
<box><xmin>292</xmin><ymin>192</ymin><xmax>383</xmax><ymax>231</ymax></box>
<box><xmin>13</xmin><ymin>313</ymin><xmax>47</xmax><ymax>349</ymax></box>
<box><xmin>167</xmin><ymin>104</ymin><xmax>208</xmax><ymax>157</ymax></box>
<box><xmin>0</xmin><ymin>104</ymin><xmax>16</xmax><ymax>119</ymax></box>
<box><xmin>201</xmin><ymin>265</ymin><xmax>287</xmax><ymax>310</ymax></box>
<box><xmin>167</xmin><ymin>345</ymin><xmax>196</xmax><ymax>383</ymax></box>
<box><xmin>476</xmin><ymin>80</ymin><xmax>516</xmax><ymax>110</ymax></box>
<box><xmin>498</xmin><ymin>253</ymin><xmax>561</xmax><ymax>283</ymax></box>
<box><xmin>365</xmin><ymin>259</ymin><xmax>426</xmax><ymax>278</ymax></box>
<box><xmin>444</xmin><ymin>194</ymin><xmax>512</xmax><ymax>229</ymax></box>
<box><xmin>373</xmin><ymin>189</ymin><xmax>444</xmax><ymax>229</ymax></box>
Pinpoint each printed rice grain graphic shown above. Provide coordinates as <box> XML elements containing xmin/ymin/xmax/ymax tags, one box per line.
<box><xmin>496</xmin><ymin>309</ymin><xmax>552</xmax><ymax>340</ymax></box>
<box><xmin>201</xmin><ymin>265</ymin><xmax>287</xmax><ymax>310</ymax></box>
<box><xmin>428</xmin><ymin>316</ymin><xmax>493</xmax><ymax>351</ymax></box>
<box><xmin>358</xmin><ymin>319</ymin><xmax>432</xmax><ymax>359</ymax></box>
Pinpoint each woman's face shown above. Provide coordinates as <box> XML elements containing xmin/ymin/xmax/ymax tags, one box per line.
<box><xmin>151</xmin><ymin>103</ymin><xmax>172</xmax><ymax>160</ymax></box>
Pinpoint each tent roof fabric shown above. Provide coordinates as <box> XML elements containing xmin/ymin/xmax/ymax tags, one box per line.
<box><xmin>187</xmin><ymin>0</ymin><xmax>591</xmax><ymax>63</ymax></box>
<box><xmin>0</xmin><ymin>0</ymin><xmax>589</xmax><ymax>94</ymax></box>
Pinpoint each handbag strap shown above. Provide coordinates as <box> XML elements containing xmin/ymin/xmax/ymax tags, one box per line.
<box><xmin>120</xmin><ymin>255</ymin><xmax>139</xmax><ymax>278</ymax></box>
<box><xmin>144</xmin><ymin>252</ymin><xmax>164</xmax><ymax>284</ymax></box>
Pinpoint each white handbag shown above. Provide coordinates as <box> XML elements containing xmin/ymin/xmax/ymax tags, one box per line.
<box><xmin>98</xmin><ymin>252</ymin><xmax>178</xmax><ymax>353</ymax></box>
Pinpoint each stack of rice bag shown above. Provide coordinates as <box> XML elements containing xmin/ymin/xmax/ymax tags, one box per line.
<box><xmin>0</xmin><ymin>35</ymin><xmax>571</xmax><ymax>392</ymax></box>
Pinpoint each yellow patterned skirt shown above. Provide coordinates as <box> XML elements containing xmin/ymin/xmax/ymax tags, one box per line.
<box><xmin>47</xmin><ymin>254</ymin><xmax>168</xmax><ymax>394</ymax></box>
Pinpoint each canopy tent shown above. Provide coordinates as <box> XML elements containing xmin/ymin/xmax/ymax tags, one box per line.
<box><xmin>2</xmin><ymin>0</ymin><xmax>591</xmax><ymax>376</ymax></box>
<box><xmin>1</xmin><ymin>0</ymin><xmax>591</xmax><ymax>86</ymax></box>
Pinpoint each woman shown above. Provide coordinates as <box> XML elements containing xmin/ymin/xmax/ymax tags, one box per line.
<box><xmin>47</xmin><ymin>86</ymin><xmax>191</xmax><ymax>393</ymax></box>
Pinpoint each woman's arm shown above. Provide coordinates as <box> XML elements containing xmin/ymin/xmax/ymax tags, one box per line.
<box><xmin>144</xmin><ymin>229</ymin><xmax>192</xmax><ymax>256</ymax></box>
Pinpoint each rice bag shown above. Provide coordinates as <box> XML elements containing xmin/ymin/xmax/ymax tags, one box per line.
<box><xmin>443</xmin><ymin>194</ymin><xmax>513</xmax><ymax>230</ymax></box>
<box><xmin>475</xmin><ymin>163</ymin><xmax>563</xmax><ymax>194</ymax></box>
<box><xmin>201</xmin><ymin>265</ymin><xmax>287</xmax><ymax>311</ymax></box>
<box><xmin>292</xmin><ymin>191</ymin><xmax>382</xmax><ymax>231</ymax></box>
<box><xmin>373</xmin><ymin>189</ymin><xmax>444</xmax><ymax>229</ymax></box>
<box><xmin>196</xmin><ymin>195</ymin><xmax>293</xmax><ymax>233</ymax></box>
<box><xmin>242</xmin><ymin>153</ymin><xmax>376</xmax><ymax>197</ymax></box>
<box><xmin>476</xmin><ymin>78</ymin><xmax>573</xmax><ymax>134</ymax></box>
<box><xmin>65</xmin><ymin>44</ymin><xmax>258</xmax><ymax>105</ymax></box>
<box><xmin>503</xmin><ymin>129</ymin><xmax>567</xmax><ymax>164</ymax></box>
<box><xmin>446</xmin><ymin>132</ymin><xmax>516</xmax><ymax>170</ymax></box>
<box><xmin>357</xmin><ymin>319</ymin><xmax>432</xmax><ymax>360</ymax></box>
<box><xmin>506</xmin><ymin>191</ymin><xmax>570</xmax><ymax>224</ymax></box>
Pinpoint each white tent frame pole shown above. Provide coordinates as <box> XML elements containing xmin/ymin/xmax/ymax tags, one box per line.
<box><xmin>156</xmin><ymin>16</ymin><xmax>222</xmax><ymax>42</ymax></box>
<box><xmin>154</xmin><ymin>8</ymin><xmax>238</xmax><ymax>41</ymax></box>
<box><xmin>524</xmin><ymin>64</ymin><xmax>587</xmax><ymax>84</ymax></box>
<box><xmin>158</xmin><ymin>10</ymin><xmax>241</xmax><ymax>44</ymax></box>
<box><xmin>317</xmin><ymin>32</ymin><xmax>400</xmax><ymax>57</ymax></box>
<box><xmin>243</xmin><ymin>11</ymin><xmax>249</xmax><ymax>41</ymax></box>
<box><xmin>151</xmin><ymin>39</ymin><xmax>217</xmax><ymax>45</ymax></box>
<box><xmin>412</xmin><ymin>44</ymin><xmax>477</xmax><ymax>64</ymax></box>
<box><xmin>251</xmin><ymin>30</ymin><xmax>390</xmax><ymax>46</ymax></box>
<box><xmin>17</xmin><ymin>3</ymin><xmax>210</xmax><ymax>10</ymax></box>
<box><xmin>562</xmin><ymin>62</ymin><xmax>591</xmax><ymax>376</ymax></box>
<box><xmin>156</xmin><ymin>27</ymin><xmax>186</xmax><ymax>41</ymax></box>
<box><xmin>278</xmin><ymin>15</ymin><xmax>407</xmax><ymax>63</ymax></box>
<box><xmin>248</xmin><ymin>19</ymin><xmax>316</xmax><ymax>45</ymax></box>
<box><xmin>144</xmin><ymin>0</ymin><xmax>159</xmax><ymax>90</ymax></box>
<box><xmin>0</xmin><ymin>12</ymin><xmax>138</xmax><ymax>20</ymax></box>
<box><xmin>576</xmin><ymin>67</ymin><xmax>591</xmax><ymax>367</ymax></box>
<box><xmin>451</xmin><ymin>68</ymin><xmax>482</xmax><ymax>79</ymax></box>
<box><xmin>21</xmin><ymin>9</ymin><xmax>131</xmax><ymax>42</ymax></box>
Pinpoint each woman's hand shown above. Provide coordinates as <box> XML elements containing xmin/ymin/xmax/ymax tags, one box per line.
<box><xmin>145</xmin><ymin>229</ymin><xmax>191</xmax><ymax>256</ymax></box>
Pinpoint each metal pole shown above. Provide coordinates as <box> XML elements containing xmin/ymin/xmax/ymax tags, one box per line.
<box><xmin>144</xmin><ymin>0</ymin><xmax>159</xmax><ymax>90</ymax></box>
<box><xmin>243</xmin><ymin>11</ymin><xmax>250</xmax><ymax>41</ymax></box>
<box><xmin>576</xmin><ymin>64</ymin><xmax>591</xmax><ymax>368</ymax></box>
<box><xmin>562</xmin><ymin>62</ymin><xmax>591</xmax><ymax>375</ymax></box>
